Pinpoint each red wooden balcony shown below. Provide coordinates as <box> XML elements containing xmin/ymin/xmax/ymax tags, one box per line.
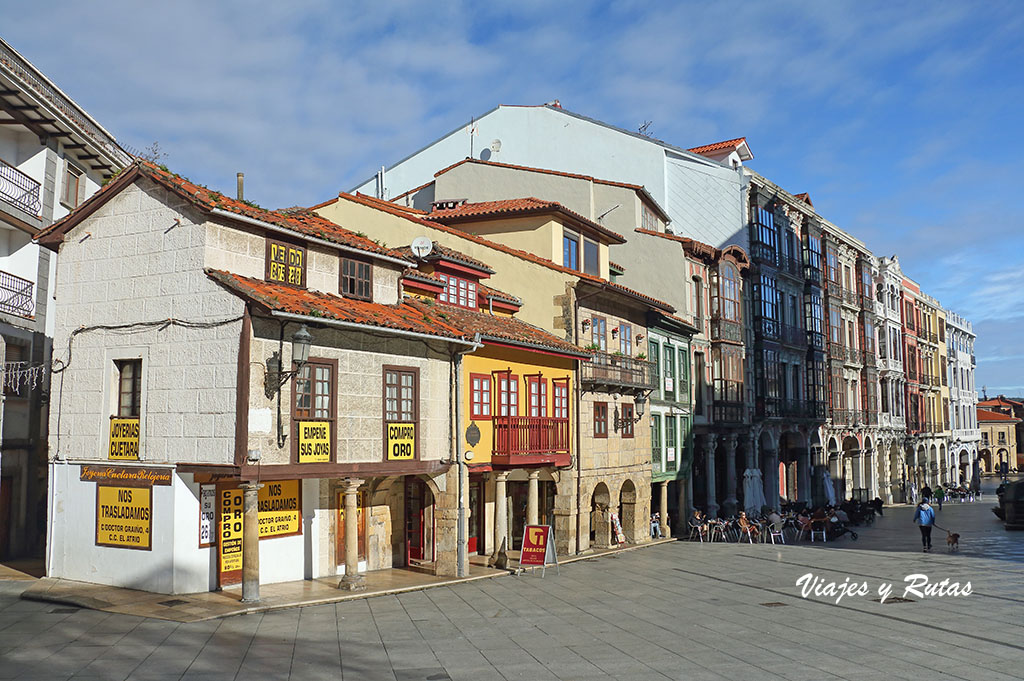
<box><xmin>491</xmin><ymin>416</ymin><xmax>570</xmax><ymax>467</ymax></box>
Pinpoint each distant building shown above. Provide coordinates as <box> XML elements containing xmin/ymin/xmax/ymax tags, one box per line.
<box><xmin>945</xmin><ymin>311</ymin><xmax>980</xmax><ymax>481</ymax></box>
<box><xmin>977</xmin><ymin>407</ymin><xmax>1020</xmax><ymax>472</ymax></box>
<box><xmin>0</xmin><ymin>37</ymin><xmax>130</xmax><ymax>558</ymax></box>
<box><xmin>977</xmin><ymin>395</ymin><xmax>1024</xmax><ymax>470</ymax></box>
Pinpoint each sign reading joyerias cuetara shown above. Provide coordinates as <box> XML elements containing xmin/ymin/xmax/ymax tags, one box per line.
<box><xmin>108</xmin><ymin>417</ymin><xmax>140</xmax><ymax>460</ymax></box>
<box><xmin>297</xmin><ymin>421</ymin><xmax>331</xmax><ymax>462</ymax></box>
<box><xmin>386</xmin><ymin>423</ymin><xmax>415</xmax><ymax>460</ymax></box>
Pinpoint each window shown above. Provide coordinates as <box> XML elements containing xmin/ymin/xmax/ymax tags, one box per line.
<box><xmin>266</xmin><ymin>238</ymin><xmax>307</xmax><ymax>287</ymax></box>
<box><xmin>757</xmin><ymin>274</ymin><xmax>778</xmax><ymax>322</ymax></box>
<box><xmin>619</xmin><ymin>324</ymin><xmax>632</xmax><ymax>354</ymax></box>
<box><xmin>621</xmin><ymin>403</ymin><xmax>634</xmax><ymax>438</ymax></box>
<box><xmin>692</xmin><ymin>277</ymin><xmax>704</xmax><ymax>322</ymax></box>
<box><xmin>470</xmin><ymin>374</ymin><xmax>491</xmax><ymax>420</ymax></box>
<box><xmin>755</xmin><ymin>206</ymin><xmax>777</xmax><ymax>258</ymax></box>
<box><xmin>527</xmin><ymin>376</ymin><xmax>548</xmax><ymax>417</ymax></box>
<box><xmin>666</xmin><ymin>416</ymin><xmax>677</xmax><ymax>454</ymax></box>
<box><xmin>860</xmin><ymin>267</ymin><xmax>872</xmax><ymax>298</ymax></box>
<box><xmin>806</xmin><ymin>292</ymin><xmax>823</xmax><ymax>335</ymax></box>
<box><xmin>563</xmin><ymin>228</ymin><xmax>580</xmax><ymax>270</ymax></box>
<box><xmin>864</xmin><ymin>320</ymin><xmax>875</xmax><ymax>353</ymax></box>
<box><xmin>829</xmin><ymin>308</ymin><xmax>841</xmax><ymax>344</ymax></box>
<box><xmin>679</xmin><ymin>346</ymin><xmax>690</xmax><ymax>397</ymax></box>
<box><xmin>663</xmin><ymin>349</ymin><xmax>676</xmax><ymax>399</ymax></box>
<box><xmin>694</xmin><ymin>351</ymin><xmax>705</xmax><ymax>415</ymax></box>
<box><xmin>341</xmin><ymin>257</ymin><xmax>372</xmax><ymax>300</ymax></box>
<box><xmin>553</xmin><ymin>379</ymin><xmax>569</xmax><ymax>419</ymax></box>
<box><xmin>591</xmin><ymin>317</ymin><xmax>607</xmax><ymax>351</ymax></box>
<box><xmin>583</xmin><ymin>237</ymin><xmax>599</xmax><ymax>276</ymax></box>
<box><xmin>718</xmin><ymin>264</ymin><xmax>740</xmax><ymax>321</ymax></box>
<box><xmin>384</xmin><ymin>367</ymin><xmax>417</xmax><ymax>422</ymax></box>
<box><xmin>642</xmin><ymin>205</ymin><xmax>658</xmax><ymax>232</ymax></box>
<box><xmin>116</xmin><ymin>360</ymin><xmax>142</xmax><ymax>418</ymax></box>
<box><xmin>494</xmin><ymin>372</ymin><xmax>519</xmax><ymax>416</ymax></box>
<box><xmin>293</xmin><ymin>359</ymin><xmax>336</xmax><ymax>462</ymax></box>
<box><xmin>805</xmin><ymin>234</ymin><xmax>822</xmax><ymax>272</ymax></box>
<box><xmin>651</xmin><ymin>414</ymin><xmax>662</xmax><ymax>464</ymax></box>
<box><xmin>594</xmin><ymin>402</ymin><xmax>608</xmax><ymax>438</ymax></box>
<box><xmin>61</xmin><ymin>162</ymin><xmax>82</xmax><ymax>208</ymax></box>
<box><xmin>826</xmin><ymin>245</ymin><xmax>839</xmax><ymax>284</ymax></box>
<box><xmin>438</xmin><ymin>274</ymin><xmax>477</xmax><ymax>309</ymax></box>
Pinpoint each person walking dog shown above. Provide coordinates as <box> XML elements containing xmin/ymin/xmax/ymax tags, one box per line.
<box><xmin>914</xmin><ymin>500</ymin><xmax>935</xmax><ymax>552</ymax></box>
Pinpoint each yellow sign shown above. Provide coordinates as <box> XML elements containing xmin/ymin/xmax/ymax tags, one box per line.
<box><xmin>96</xmin><ymin>485</ymin><xmax>151</xmax><ymax>550</ymax></box>
<box><xmin>258</xmin><ymin>480</ymin><xmax>301</xmax><ymax>538</ymax></box>
<box><xmin>297</xmin><ymin>421</ymin><xmax>331</xmax><ymax>462</ymax></box>
<box><xmin>219</xmin><ymin>488</ymin><xmax>243</xmax><ymax>573</ymax></box>
<box><xmin>386</xmin><ymin>422</ymin><xmax>416</xmax><ymax>460</ymax></box>
<box><xmin>268</xmin><ymin>242</ymin><xmax>304</xmax><ymax>286</ymax></box>
<box><xmin>108</xmin><ymin>418</ymin><xmax>140</xmax><ymax>460</ymax></box>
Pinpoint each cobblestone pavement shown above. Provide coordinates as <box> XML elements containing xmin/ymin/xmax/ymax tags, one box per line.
<box><xmin>2</xmin><ymin>478</ymin><xmax>1021</xmax><ymax>681</ymax></box>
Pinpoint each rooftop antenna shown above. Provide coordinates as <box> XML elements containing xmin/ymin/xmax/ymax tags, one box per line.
<box><xmin>638</xmin><ymin>120</ymin><xmax>653</xmax><ymax>137</ymax></box>
<box><xmin>467</xmin><ymin>117</ymin><xmax>478</xmax><ymax>158</ymax></box>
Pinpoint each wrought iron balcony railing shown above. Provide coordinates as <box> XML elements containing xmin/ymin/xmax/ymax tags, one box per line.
<box><xmin>580</xmin><ymin>351</ymin><xmax>656</xmax><ymax>392</ymax></box>
<box><xmin>492</xmin><ymin>416</ymin><xmax>569</xmax><ymax>457</ymax></box>
<box><xmin>828</xmin><ymin>341</ymin><xmax>847</xmax><ymax>360</ymax></box>
<box><xmin>0</xmin><ymin>270</ymin><xmax>34</xmax><ymax>318</ymax></box>
<box><xmin>713</xmin><ymin>400</ymin><xmax>746</xmax><ymax>424</ymax></box>
<box><xmin>710</xmin><ymin>315</ymin><xmax>743</xmax><ymax>343</ymax></box>
<box><xmin>0</xmin><ymin>158</ymin><xmax>41</xmax><ymax>217</ymax></box>
<box><xmin>781</xmin><ymin>324</ymin><xmax>806</xmax><ymax>347</ymax></box>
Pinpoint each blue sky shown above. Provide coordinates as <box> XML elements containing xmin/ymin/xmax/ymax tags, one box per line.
<box><xmin>4</xmin><ymin>1</ymin><xmax>1022</xmax><ymax>393</ymax></box>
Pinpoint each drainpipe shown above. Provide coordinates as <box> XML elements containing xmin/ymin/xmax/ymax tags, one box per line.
<box><xmin>452</xmin><ymin>333</ymin><xmax>482</xmax><ymax>577</ymax></box>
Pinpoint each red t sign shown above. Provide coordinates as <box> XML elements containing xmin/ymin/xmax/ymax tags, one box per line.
<box><xmin>520</xmin><ymin>525</ymin><xmax>549</xmax><ymax>566</ymax></box>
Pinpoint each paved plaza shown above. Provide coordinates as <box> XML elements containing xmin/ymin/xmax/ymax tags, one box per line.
<box><xmin>2</xmin><ymin>479</ymin><xmax>1022</xmax><ymax>681</ymax></box>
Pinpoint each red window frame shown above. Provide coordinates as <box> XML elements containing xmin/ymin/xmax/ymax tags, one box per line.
<box><xmin>438</xmin><ymin>273</ymin><xmax>478</xmax><ymax>309</ymax></box>
<box><xmin>552</xmin><ymin>378</ymin><xmax>569</xmax><ymax>419</ymax></box>
<box><xmin>470</xmin><ymin>373</ymin><xmax>491</xmax><ymax>420</ymax></box>
<box><xmin>527</xmin><ymin>376</ymin><xmax>547</xmax><ymax>417</ymax></box>
<box><xmin>594</xmin><ymin>402</ymin><xmax>608</xmax><ymax>438</ymax></box>
<box><xmin>493</xmin><ymin>371</ymin><xmax>519</xmax><ymax>417</ymax></box>
<box><xmin>621</xmin><ymin>403</ymin><xmax>634</xmax><ymax>438</ymax></box>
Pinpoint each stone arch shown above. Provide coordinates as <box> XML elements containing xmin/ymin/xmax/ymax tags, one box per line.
<box><xmin>619</xmin><ymin>479</ymin><xmax>637</xmax><ymax>544</ymax></box>
<box><xmin>778</xmin><ymin>430</ymin><xmax>806</xmax><ymax>504</ymax></box>
<box><xmin>841</xmin><ymin>435</ymin><xmax>860</xmax><ymax>500</ymax></box>
<box><xmin>980</xmin><ymin>449</ymin><xmax>991</xmax><ymax>473</ymax></box>
<box><xmin>590</xmin><ymin>482</ymin><xmax>612</xmax><ymax>549</ymax></box>
<box><xmin>929</xmin><ymin>444</ymin><xmax>939</xmax><ymax>483</ymax></box>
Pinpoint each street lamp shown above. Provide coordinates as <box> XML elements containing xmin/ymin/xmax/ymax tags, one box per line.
<box><xmin>264</xmin><ymin>324</ymin><xmax>314</xmax><ymax>448</ymax></box>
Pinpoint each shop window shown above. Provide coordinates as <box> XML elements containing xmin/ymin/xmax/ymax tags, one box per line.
<box><xmin>341</xmin><ymin>257</ymin><xmax>372</xmax><ymax>300</ymax></box>
<box><xmin>470</xmin><ymin>373</ymin><xmax>491</xmax><ymax>420</ymax></box>
<box><xmin>594</xmin><ymin>402</ymin><xmax>608</xmax><ymax>438</ymax></box>
<box><xmin>266</xmin><ymin>238</ymin><xmax>306</xmax><ymax>287</ymax></box>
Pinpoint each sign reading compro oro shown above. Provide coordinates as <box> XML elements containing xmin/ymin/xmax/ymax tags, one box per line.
<box><xmin>386</xmin><ymin>422</ymin><xmax>415</xmax><ymax>460</ymax></box>
<box><xmin>219</xmin><ymin>488</ymin><xmax>243</xmax><ymax>574</ymax></box>
<box><xmin>296</xmin><ymin>421</ymin><xmax>331</xmax><ymax>462</ymax></box>
<box><xmin>96</xmin><ymin>485</ymin><xmax>152</xmax><ymax>550</ymax></box>
<box><xmin>258</xmin><ymin>480</ymin><xmax>301</xmax><ymax>538</ymax></box>
<box><xmin>108</xmin><ymin>418</ymin><xmax>140</xmax><ymax>460</ymax></box>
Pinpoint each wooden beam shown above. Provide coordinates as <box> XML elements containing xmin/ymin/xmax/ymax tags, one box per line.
<box><xmin>0</xmin><ymin>89</ymin><xmax>18</xmax><ymax>96</ymax></box>
<box><xmin>78</xmin><ymin>153</ymin><xmax>99</xmax><ymax>160</ymax></box>
<box><xmin>90</xmin><ymin>163</ymin><xmax>112</xmax><ymax>171</ymax></box>
<box><xmin>63</xmin><ymin>143</ymin><xmax>86</xmax><ymax>150</ymax></box>
<box><xmin>47</xmin><ymin>131</ymin><xmax>72</xmax><ymax>137</ymax></box>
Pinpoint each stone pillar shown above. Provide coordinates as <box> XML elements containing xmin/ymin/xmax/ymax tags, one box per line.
<box><xmin>493</xmin><ymin>471</ymin><xmax>509</xmax><ymax>553</ymax></box>
<box><xmin>338</xmin><ymin>478</ymin><xmax>366</xmax><ymax>591</ymax></box>
<box><xmin>763</xmin><ymin>448</ymin><xmax>779</xmax><ymax>511</ymax></box>
<box><xmin>722</xmin><ymin>434</ymin><xmax>738</xmax><ymax>515</ymax></box>
<box><xmin>705</xmin><ymin>434</ymin><xmax>719</xmax><ymax>517</ymax></box>
<box><xmin>241</xmin><ymin>482</ymin><xmax>263</xmax><ymax>603</ymax></box>
<box><xmin>797</xmin><ymin>449</ymin><xmax>811</xmax><ymax>504</ymax></box>
<box><xmin>527</xmin><ymin>469</ymin><xmax>540</xmax><ymax>526</ymax></box>
<box><xmin>658</xmin><ymin>480</ymin><xmax>670</xmax><ymax>537</ymax></box>
<box><xmin>681</xmin><ymin>474</ymin><xmax>693</xmax><ymax>521</ymax></box>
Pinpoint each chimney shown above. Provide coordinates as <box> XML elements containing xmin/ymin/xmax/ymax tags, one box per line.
<box><xmin>237</xmin><ymin>173</ymin><xmax>244</xmax><ymax>201</ymax></box>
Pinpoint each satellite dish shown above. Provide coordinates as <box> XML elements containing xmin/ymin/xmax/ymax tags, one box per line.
<box><xmin>410</xmin><ymin>236</ymin><xmax>433</xmax><ymax>259</ymax></box>
<box><xmin>490</xmin><ymin>139</ymin><xmax>501</xmax><ymax>153</ymax></box>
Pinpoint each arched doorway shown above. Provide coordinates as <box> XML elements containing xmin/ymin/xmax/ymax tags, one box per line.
<box><xmin>929</xmin><ymin>444</ymin><xmax>938</xmax><ymax>485</ymax></box>
<box><xmin>590</xmin><ymin>483</ymin><xmax>611</xmax><ymax>549</ymax></box>
<box><xmin>841</xmin><ymin>436</ymin><xmax>860</xmax><ymax>501</ymax></box>
<box><xmin>619</xmin><ymin>480</ymin><xmax>637</xmax><ymax>544</ymax></box>
<box><xmin>958</xmin><ymin>449</ymin><xmax>971</xmax><ymax>483</ymax></box>
<box><xmin>938</xmin><ymin>444</ymin><xmax>947</xmax><ymax>484</ymax></box>
<box><xmin>980</xmin><ymin>449</ymin><xmax>991</xmax><ymax>474</ymax></box>
<box><xmin>778</xmin><ymin>430</ymin><xmax>806</xmax><ymax>506</ymax></box>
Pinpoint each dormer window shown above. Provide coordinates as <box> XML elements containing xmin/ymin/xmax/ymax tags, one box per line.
<box><xmin>642</xmin><ymin>205</ymin><xmax>658</xmax><ymax>232</ymax></box>
<box><xmin>265</xmin><ymin>238</ymin><xmax>306</xmax><ymax>287</ymax></box>
<box><xmin>341</xmin><ymin>257</ymin><xmax>372</xmax><ymax>300</ymax></box>
<box><xmin>438</xmin><ymin>273</ymin><xmax>477</xmax><ymax>309</ymax></box>
<box><xmin>562</xmin><ymin>227</ymin><xmax>599</xmax><ymax>276</ymax></box>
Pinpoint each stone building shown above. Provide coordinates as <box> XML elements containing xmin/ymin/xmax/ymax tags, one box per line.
<box><xmin>977</xmin><ymin>396</ymin><xmax>1023</xmax><ymax>471</ymax></box>
<box><xmin>945</xmin><ymin>310</ymin><xmax>979</xmax><ymax>483</ymax></box>
<box><xmin>0</xmin><ymin>37</ymin><xmax>131</xmax><ymax>558</ymax></box>
<box><xmin>977</xmin><ymin>407</ymin><xmax>1020</xmax><ymax>473</ymax></box>
<box><xmin>35</xmin><ymin>161</ymin><xmax>487</xmax><ymax>594</ymax></box>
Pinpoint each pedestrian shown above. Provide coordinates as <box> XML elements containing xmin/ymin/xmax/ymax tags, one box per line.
<box><xmin>921</xmin><ymin>484</ymin><xmax>933</xmax><ymax>504</ymax></box>
<box><xmin>650</xmin><ymin>513</ymin><xmax>662</xmax><ymax>539</ymax></box>
<box><xmin>933</xmin><ymin>484</ymin><xmax>944</xmax><ymax>511</ymax></box>
<box><xmin>913</xmin><ymin>500</ymin><xmax>935</xmax><ymax>552</ymax></box>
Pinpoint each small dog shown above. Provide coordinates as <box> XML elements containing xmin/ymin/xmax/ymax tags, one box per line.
<box><xmin>946</xmin><ymin>531</ymin><xmax>960</xmax><ymax>552</ymax></box>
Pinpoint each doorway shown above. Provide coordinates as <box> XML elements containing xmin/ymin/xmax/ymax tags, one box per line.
<box><xmin>405</xmin><ymin>477</ymin><xmax>434</xmax><ymax>564</ymax></box>
<box><xmin>468</xmin><ymin>478</ymin><xmax>483</xmax><ymax>555</ymax></box>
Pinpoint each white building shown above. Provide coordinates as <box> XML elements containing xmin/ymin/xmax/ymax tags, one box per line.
<box><xmin>945</xmin><ymin>309</ymin><xmax>979</xmax><ymax>483</ymax></box>
<box><xmin>0</xmin><ymin>37</ymin><xmax>130</xmax><ymax>558</ymax></box>
<box><xmin>875</xmin><ymin>256</ymin><xmax>908</xmax><ymax>502</ymax></box>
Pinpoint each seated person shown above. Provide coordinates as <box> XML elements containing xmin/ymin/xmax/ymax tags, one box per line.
<box><xmin>737</xmin><ymin>511</ymin><xmax>760</xmax><ymax>540</ymax></box>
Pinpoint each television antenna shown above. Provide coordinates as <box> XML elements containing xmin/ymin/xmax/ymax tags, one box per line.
<box><xmin>410</xmin><ymin>236</ymin><xmax>434</xmax><ymax>259</ymax></box>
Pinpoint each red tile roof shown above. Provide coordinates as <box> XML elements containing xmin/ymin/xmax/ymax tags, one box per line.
<box><xmin>979</xmin><ymin>396</ymin><xmax>1024</xmax><ymax>408</ymax></box>
<box><xmin>478</xmin><ymin>283</ymin><xmax>522</xmax><ymax>307</ymax></box>
<box><xmin>977</xmin><ymin>408</ymin><xmax>1021</xmax><ymax>423</ymax></box>
<box><xmin>430</xmin><ymin>158</ymin><xmax>670</xmax><ymax>221</ymax></box>
<box><xmin>408</xmin><ymin>300</ymin><xmax>586</xmax><ymax>357</ymax></box>
<box><xmin>609</xmin><ymin>261</ymin><xmax>625</xmax><ymax>273</ymax></box>
<box><xmin>425</xmin><ymin>197</ymin><xmax>627</xmax><ymax>245</ymax></box>
<box><xmin>793</xmin><ymin>192</ymin><xmax>814</xmax><ymax>207</ymax></box>
<box><xmin>318</xmin><ymin>192</ymin><xmax>675</xmax><ymax>313</ymax></box>
<box><xmin>208</xmin><ymin>269</ymin><xmax>466</xmax><ymax>339</ymax></box>
<box><xmin>393</xmin><ymin>240</ymin><xmax>495</xmax><ymax>274</ymax></box>
<box><xmin>36</xmin><ymin>161</ymin><xmax>408</xmax><ymax>263</ymax></box>
<box><xmin>687</xmin><ymin>137</ymin><xmax>747</xmax><ymax>154</ymax></box>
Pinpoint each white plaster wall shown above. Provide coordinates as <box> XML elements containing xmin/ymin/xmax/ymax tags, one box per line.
<box><xmin>48</xmin><ymin>178</ymin><xmax>243</xmax><ymax>465</ymax></box>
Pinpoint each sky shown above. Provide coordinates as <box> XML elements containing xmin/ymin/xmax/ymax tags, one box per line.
<box><xmin>4</xmin><ymin>0</ymin><xmax>1023</xmax><ymax>393</ymax></box>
